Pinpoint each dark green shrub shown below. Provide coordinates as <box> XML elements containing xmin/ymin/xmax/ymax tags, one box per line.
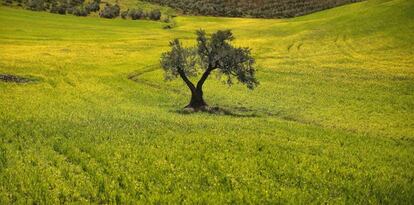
<box><xmin>85</xmin><ymin>1</ymin><xmax>99</xmax><ymax>12</ymax></box>
<box><xmin>163</xmin><ymin>24</ymin><xmax>172</xmax><ymax>29</ymax></box>
<box><xmin>67</xmin><ymin>0</ymin><xmax>83</xmax><ymax>7</ymax></box>
<box><xmin>3</xmin><ymin>0</ymin><xmax>13</xmax><ymax>6</ymax></box>
<box><xmin>121</xmin><ymin>10</ymin><xmax>128</xmax><ymax>19</ymax></box>
<box><xmin>129</xmin><ymin>8</ymin><xmax>145</xmax><ymax>20</ymax></box>
<box><xmin>25</xmin><ymin>0</ymin><xmax>46</xmax><ymax>11</ymax></box>
<box><xmin>50</xmin><ymin>3</ymin><xmax>66</xmax><ymax>14</ymax></box>
<box><xmin>99</xmin><ymin>3</ymin><xmax>120</xmax><ymax>19</ymax></box>
<box><xmin>66</xmin><ymin>6</ymin><xmax>75</xmax><ymax>14</ymax></box>
<box><xmin>73</xmin><ymin>5</ymin><xmax>88</xmax><ymax>16</ymax></box>
<box><xmin>148</xmin><ymin>9</ymin><xmax>161</xmax><ymax>20</ymax></box>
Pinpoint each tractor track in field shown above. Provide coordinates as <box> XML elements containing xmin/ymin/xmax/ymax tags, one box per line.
<box><xmin>49</xmin><ymin>141</ymin><xmax>103</xmax><ymax>190</ymax></box>
<box><xmin>128</xmin><ymin>64</ymin><xmax>184</xmax><ymax>94</ymax></box>
<box><xmin>49</xmin><ymin>139</ymin><xmax>126</xmax><ymax>193</ymax></box>
<box><xmin>281</xmin><ymin>37</ymin><xmax>413</xmax><ymax>71</ymax></box>
<box><xmin>334</xmin><ymin>35</ymin><xmax>413</xmax><ymax>69</ymax></box>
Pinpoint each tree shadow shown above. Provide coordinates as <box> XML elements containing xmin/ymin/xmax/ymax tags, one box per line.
<box><xmin>173</xmin><ymin>105</ymin><xmax>319</xmax><ymax>125</ymax></box>
<box><xmin>174</xmin><ymin>106</ymin><xmax>262</xmax><ymax>118</ymax></box>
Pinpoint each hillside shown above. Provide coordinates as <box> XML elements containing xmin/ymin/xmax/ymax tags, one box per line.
<box><xmin>1</xmin><ymin>0</ymin><xmax>361</xmax><ymax>19</ymax></box>
<box><xmin>142</xmin><ymin>0</ymin><xmax>362</xmax><ymax>18</ymax></box>
<box><xmin>1</xmin><ymin>0</ymin><xmax>176</xmax><ymax>18</ymax></box>
<box><xmin>0</xmin><ymin>0</ymin><xmax>413</xmax><ymax>203</ymax></box>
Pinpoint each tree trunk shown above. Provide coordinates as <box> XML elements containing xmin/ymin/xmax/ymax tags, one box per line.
<box><xmin>186</xmin><ymin>88</ymin><xmax>207</xmax><ymax>110</ymax></box>
<box><xmin>179</xmin><ymin>66</ymin><xmax>214</xmax><ymax>111</ymax></box>
<box><xmin>185</xmin><ymin>67</ymin><xmax>214</xmax><ymax>110</ymax></box>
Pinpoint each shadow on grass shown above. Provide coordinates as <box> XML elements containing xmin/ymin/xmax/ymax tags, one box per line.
<box><xmin>0</xmin><ymin>74</ymin><xmax>40</xmax><ymax>84</ymax></box>
<box><xmin>174</xmin><ymin>106</ymin><xmax>264</xmax><ymax>118</ymax></box>
<box><xmin>173</xmin><ymin>105</ymin><xmax>324</xmax><ymax>128</ymax></box>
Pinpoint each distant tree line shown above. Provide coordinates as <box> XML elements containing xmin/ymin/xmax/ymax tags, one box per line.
<box><xmin>3</xmin><ymin>0</ymin><xmax>102</xmax><ymax>16</ymax></box>
<box><xmin>121</xmin><ymin>8</ymin><xmax>162</xmax><ymax>21</ymax></box>
<box><xmin>141</xmin><ymin>0</ymin><xmax>362</xmax><ymax>18</ymax></box>
<box><xmin>2</xmin><ymin>0</ymin><xmax>165</xmax><ymax>21</ymax></box>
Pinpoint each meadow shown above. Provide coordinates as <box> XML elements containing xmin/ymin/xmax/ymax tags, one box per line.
<box><xmin>0</xmin><ymin>0</ymin><xmax>413</xmax><ymax>203</ymax></box>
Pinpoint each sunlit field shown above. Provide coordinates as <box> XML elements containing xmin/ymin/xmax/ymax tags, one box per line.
<box><xmin>0</xmin><ymin>0</ymin><xmax>413</xmax><ymax>203</ymax></box>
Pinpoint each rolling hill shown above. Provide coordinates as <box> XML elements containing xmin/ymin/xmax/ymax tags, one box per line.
<box><xmin>0</xmin><ymin>0</ymin><xmax>413</xmax><ymax>203</ymax></box>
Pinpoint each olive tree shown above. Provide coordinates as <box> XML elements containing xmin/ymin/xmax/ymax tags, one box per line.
<box><xmin>161</xmin><ymin>29</ymin><xmax>258</xmax><ymax>110</ymax></box>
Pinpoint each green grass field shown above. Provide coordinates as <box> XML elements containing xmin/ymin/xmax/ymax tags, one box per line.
<box><xmin>0</xmin><ymin>0</ymin><xmax>413</xmax><ymax>203</ymax></box>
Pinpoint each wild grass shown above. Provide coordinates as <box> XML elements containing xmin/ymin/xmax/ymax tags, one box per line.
<box><xmin>0</xmin><ymin>0</ymin><xmax>413</xmax><ymax>203</ymax></box>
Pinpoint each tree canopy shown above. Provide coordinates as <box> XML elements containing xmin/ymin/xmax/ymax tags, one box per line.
<box><xmin>161</xmin><ymin>29</ymin><xmax>258</xmax><ymax>110</ymax></box>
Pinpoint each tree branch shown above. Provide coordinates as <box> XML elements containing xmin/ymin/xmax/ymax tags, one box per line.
<box><xmin>178</xmin><ymin>69</ymin><xmax>196</xmax><ymax>92</ymax></box>
<box><xmin>196</xmin><ymin>65</ymin><xmax>215</xmax><ymax>90</ymax></box>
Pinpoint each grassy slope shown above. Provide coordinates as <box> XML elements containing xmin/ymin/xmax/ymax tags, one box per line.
<box><xmin>0</xmin><ymin>0</ymin><xmax>413</xmax><ymax>203</ymax></box>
